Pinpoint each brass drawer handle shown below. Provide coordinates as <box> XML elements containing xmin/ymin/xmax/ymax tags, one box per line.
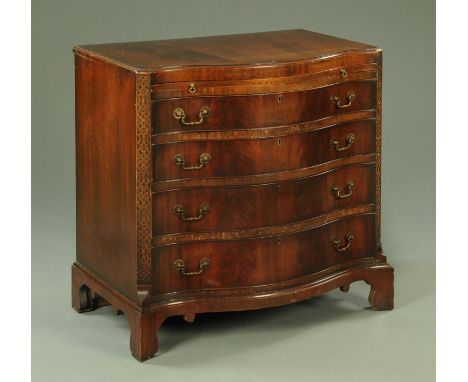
<box><xmin>173</xmin><ymin>106</ymin><xmax>210</xmax><ymax>126</ymax></box>
<box><xmin>173</xmin><ymin>258</ymin><xmax>210</xmax><ymax>276</ymax></box>
<box><xmin>331</xmin><ymin>133</ymin><xmax>355</xmax><ymax>152</ymax></box>
<box><xmin>174</xmin><ymin>203</ymin><xmax>210</xmax><ymax>222</ymax></box>
<box><xmin>331</xmin><ymin>91</ymin><xmax>355</xmax><ymax>109</ymax></box>
<box><xmin>332</xmin><ymin>233</ymin><xmax>354</xmax><ymax>253</ymax></box>
<box><xmin>174</xmin><ymin>153</ymin><xmax>211</xmax><ymax>170</ymax></box>
<box><xmin>332</xmin><ymin>180</ymin><xmax>355</xmax><ymax>199</ymax></box>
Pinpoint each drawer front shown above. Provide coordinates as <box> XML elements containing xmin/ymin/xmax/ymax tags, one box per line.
<box><xmin>153</xmin><ymin>214</ymin><xmax>376</xmax><ymax>294</ymax></box>
<box><xmin>152</xmin><ymin>80</ymin><xmax>376</xmax><ymax>133</ymax></box>
<box><xmin>153</xmin><ymin>163</ymin><xmax>375</xmax><ymax>237</ymax></box>
<box><xmin>153</xmin><ymin>119</ymin><xmax>375</xmax><ymax>182</ymax></box>
<box><xmin>152</xmin><ymin>65</ymin><xmax>377</xmax><ymax>99</ymax></box>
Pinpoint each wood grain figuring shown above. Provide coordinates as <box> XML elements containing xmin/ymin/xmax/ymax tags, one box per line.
<box><xmin>153</xmin><ymin>214</ymin><xmax>376</xmax><ymax>293</ymax></box>
<box><xmin>153</xmin><ymin>119</ymin><xmax>375</xmax><ymax>183</ymax></box>
<box><xmin>73</xmin><ymin>30</ymin><xmax>393</xmax><ymax>362</ymax></box>
<box><xmin>153</xmin><ymin>163</ymin><xmax>375</xmax><ymax>237</ymax></box>
<box><xmin>153</xmin><ymin>81</ymin><xmax>376</xmax><ymax>133</ymax></box>
<box><xmin>75</xmin><ymin>54</ymin><xmax>138</xmax><ymax>301</ymax></box>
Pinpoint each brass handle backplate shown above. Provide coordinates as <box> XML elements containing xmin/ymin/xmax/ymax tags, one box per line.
<box><xmin>174</xmin><ymin>203</ymin><xmax>210</xmax><ymax>222</ymax></box>
<box><xmin>173</xmin><ymin>258</ymin><xmax>211</xmax><ymax>276</ymax></box>
<box><xmin>173</xmin><ymin>106</ymin><xmax>210</xmax><ymax>126</ymax></box>
<box><xmin>174</xmin><ymin>153</ymin><xmax>211</xmax><ymax>170</ymax></box>
<box><xmin>188</xmin><ymin>82</ymin><xmax>197</xmax><ymax>93</ymax></box>
<box><xmin>332</xmin><ymin>233</ymin><xmax>354</xmax><ymax>253</ymax></box>
<box><xmin>332</xmin><ymin>180</ymin><xmax>355</xmax><ymax>199</ymax></box>
<box><xmin>331</xmin><ymin>133</ymin><xmax>355</xmax><ymax>152</ymax></box>
<box><xmin>331</xmin><ymin>91</ymin><xmax>355</xmax><ymax>109</ymax></box>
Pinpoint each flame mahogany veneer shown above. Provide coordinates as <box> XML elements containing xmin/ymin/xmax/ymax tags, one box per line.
<box><xmin>72</xmin><ymin>29</ymin><xmax>393</xmax><ymax>361</ymax></box>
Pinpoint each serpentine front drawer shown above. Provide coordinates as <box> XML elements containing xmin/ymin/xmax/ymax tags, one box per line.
<box><xmin>152</xmin><ymin>163</ymin><xmax>376</xmax><ymax>237</ymax></box>
<box><xmin>152</xmin><ymin>80</ymin><xmax>376</xmax><ymax>133</ymax></box>
<box><xmin>153</xmin><ymin>214</ymin><xmax>377</xmax><ymax>294</ymax></box>
<box><xmin>152</xmin><ymin>119</ymin><xmax>376</xmax><ymax>183</ymax></box>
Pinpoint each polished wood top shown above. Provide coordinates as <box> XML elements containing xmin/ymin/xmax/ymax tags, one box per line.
<box><xmin>74</xmin><ymin>29</ymin><xmax>377</xmax><ymax>72</ymax></box>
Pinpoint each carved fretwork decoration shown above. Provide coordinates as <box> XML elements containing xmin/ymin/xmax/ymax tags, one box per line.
<box><xmin>136</xmin><ymin>73</ymin><xmax>152</xmax><ymax>284</ymax></box>
<box><xmin>375</xmin><ymin>51</ymin><xmax>383</xmax><ymax>246</ymax></box>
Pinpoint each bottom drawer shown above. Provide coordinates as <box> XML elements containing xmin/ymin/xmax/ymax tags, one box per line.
<box><xmin>153</xmin><ymin>214</ymin><xmax>376</xmax><ymax>294</ymax></box>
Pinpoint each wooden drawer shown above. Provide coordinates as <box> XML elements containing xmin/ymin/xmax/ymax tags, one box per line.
<box><xmin>153</xmin><ymin>119</ymin><xmax>375</xmax><ymax>183</ymax></box>
<box><xmin>152</xmin><ymin>214</ymin><xmax>376</xmax><ymax>294</ymax></box>
<box><xmin>151</xmin><ymin>64</ymin><xmax>377</xmax><ymax>99</ymax></box>
<box><xmin>152</xmin><ymin>80</ymin><xmax>376</xmax><ymax>133</ymax></box>
<box><xmin>153</xmin><ymin>163</ymin><xmax>375</xmax><ymax>237</ymax></box>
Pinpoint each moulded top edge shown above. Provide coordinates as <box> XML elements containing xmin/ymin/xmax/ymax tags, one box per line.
<box><xmin>73</xmin><ymin>29</ymin><xmax>380</xmax><ymax>74</ymax></box>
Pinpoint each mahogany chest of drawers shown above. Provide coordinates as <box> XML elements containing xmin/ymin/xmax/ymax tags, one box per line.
<box><xmin>72</xmin><ymin>29</ymin><xmax>394</xmax><ymax>361</ymax></box>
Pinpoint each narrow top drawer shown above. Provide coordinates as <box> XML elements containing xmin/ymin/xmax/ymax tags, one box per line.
<box><xmin>151</xmin><ymin>64</ymin><xmax>377</xmax><ymax>99</ymax></box>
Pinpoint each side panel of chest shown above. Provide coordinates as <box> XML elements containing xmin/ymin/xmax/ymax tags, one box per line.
<box><xmin>75</xmin><ymin>54</ymin><xmax>139</xmax><ymax>300</ymax></box>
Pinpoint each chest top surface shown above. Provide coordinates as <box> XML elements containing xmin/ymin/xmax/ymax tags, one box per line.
<box><xmin>74</xmin><ymin>29</ymin><xmax>377</xmax><ymax>72</ymax></box>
